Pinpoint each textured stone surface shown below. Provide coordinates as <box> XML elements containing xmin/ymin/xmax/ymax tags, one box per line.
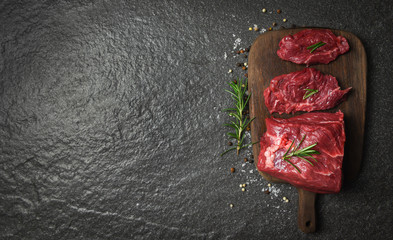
<box><xmin>0</xmin><ymin>0</ymin><xmax>392</xmax><ymax>239</ymax></box>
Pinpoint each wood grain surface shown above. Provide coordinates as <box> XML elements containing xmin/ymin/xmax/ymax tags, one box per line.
<box><xmin>249</xmin><ymin>28</ymin><xmax>367</xmax><ymax>183</ymax></box>
<box><xmin>248</xmin><ymin>28</ymin><xmax>367</xmax><ymax>233</ymax></box>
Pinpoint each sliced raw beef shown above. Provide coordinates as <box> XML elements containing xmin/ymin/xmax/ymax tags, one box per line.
<box><xmin>277</xmin><ymin>29</ymin><xmax>350</xmax><ymax>65</ymax></box>
<box><xmin>264</xmin><ymin>68</ymin><xmax>351</xmax><ymax>114</ymax></box>
<box><xmin>257</xmin><ymin>111</ymin><xmax>346</xmax><ymax>194</ymax></box>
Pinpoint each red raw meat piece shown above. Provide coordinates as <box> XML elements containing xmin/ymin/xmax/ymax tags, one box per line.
<box><xmin>257</xmin><ymin>111</ymin><xmax>346</xmax><ymax>194</ymax></box>
<box><xmin>277</xmin><ymin>29</ymin><xmax>350</xmax><ymax>65</ymax></box>
<box><xmin>264</xmin><ymin>68</ymin><xmax>351</xmax><ymax>114</ymax></box>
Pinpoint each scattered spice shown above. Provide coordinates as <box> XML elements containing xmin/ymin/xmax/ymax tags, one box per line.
<box><xmin>272</xmin><ymin>22</ymin><xmax>277</xmax><ymax>26</ymax></box>
<box><xmin>236</xmin><ymin>63</ymin><xmax>242</xmax><ymax>67</ymax></box>
<box><xmin>228</xmin><ymin>141</ymin><xmax>233</xmax><ymax>146</ymax></box>
<box><xmin>231</xmin><ymin>167</ymin><xmax>235</xmax><ymax>173</ymax></box>
<box><xmin>277</xmin><ymin>9</ymin><xmax>282</xmax><ymax>14</ymax></box>
<box><xmin>242</xmin><ymin>66</ymin><xmax>247</xmax><ymax>70</ymax></box>
<box><xmin>246</xmin><ymin>126</ymin><xmax>250</xmax><ymax>131</ymax></box>
<box><xmin>264</xmin><ymin>190</ymin><xmax>270</xmax><ymax>194</ymax></box>
<box><xmin>233</xmin><ymin>79</ymin><xmax>237</xmax><ymax>84</ymax></box>
<box><xmin>244</xmin><ymin>73</ymin><xmax>248</xmax><ymax>78</ymax></box>
<box><xmin>236</xmin><ymin>50</ymin><xmax>241</xmax><ymax>54</ymax></box>
<box><xmin>245</xmin><ymin>48</ymin><xmax>250</xmax><ymax>52</ymax></box>
<box><xmin>243</xmin><ymin>55</ymin><xmax>247</xmax><ymax>58</ymax></box>
<box><xmin>262</xmin><ymin>8</ymin><xmax>266</xmax><ymax>13</ymax></box>
<box><xmin>254</xmin><ymin>27</ymin><xmax>259</xmax><ymax>31</ymax></box>
<box><xmin>283</xmin><ymin>18</ymin><xmax>287</xmax><ymax>22</ymax></box>
<box><xmin>240</xmin><ymin>49</ymin><xmax>244</xmax><ymax>54</ymax></box>
<box><xmin>249</xmin><ymin>27</ymin><xmax>252</xmax><ymax>31</ymax></box>
<box><xmin>244</xmin><ymin>158</ymin><xmax>248</xmax><ymax>162</ymax></box>
<box><xmin>268</xmin><ymin>27</ymin><xmax>272</xmax><ymax>31</ymax></box>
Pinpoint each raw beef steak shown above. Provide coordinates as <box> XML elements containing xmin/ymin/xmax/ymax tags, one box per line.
<box><xmin>257</xmin><ymin>111</ymin><xmax>346</xmax><ymax>194</ymax></box>
<box><xmin>264</xmin><ymin>68</ymin><xmax>351</xmax><ymax>114</ymax></box>
<box><xmin>277</xmin><ymin>29</ymin><xmax>350</xmax><ymax>65</ymax></box>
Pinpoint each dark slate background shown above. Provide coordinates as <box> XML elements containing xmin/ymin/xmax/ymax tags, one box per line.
<box><xmin>1</xmin><ymin>0</ymin><xmax>392</xmax><ymax>239</ymax></box>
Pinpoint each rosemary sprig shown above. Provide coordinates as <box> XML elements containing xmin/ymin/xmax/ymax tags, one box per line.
<box><xmin>282</xmin><ymin>135</ymin><xmax>320</xmax><ymax>173</ymax></box>
<box><xmin>303</xmin><ymin>88</ymin><xmax>319</xmax><ymax>100</ymax></box>
<box><xmin>221</xmin><ymin>78</ymin><xmax>256</xmax><ymax>156</ymax></box>
<box><xmin>306</xmin><ymin>41</ymin><xmax>326</xmax><ymax>53</ymax></box>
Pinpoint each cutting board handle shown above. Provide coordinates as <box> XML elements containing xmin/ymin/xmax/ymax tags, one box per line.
<box><xmin>297</xmin><ymin>188</ymin><xmax>316</xmax><ymax>233</ymax></box>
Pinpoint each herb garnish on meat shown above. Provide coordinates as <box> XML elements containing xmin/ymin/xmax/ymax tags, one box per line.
<box><xmin>303</xmin><ymin>88</ymin><xmax>319</xmax><ymax>99</ymax></box>
<box><xmin>307</xmin><ymin>41</ymin><xmax>326</xmax><ymax>53</ymax></box>
<box><xmin>282</xmin><ymin>135</ymin><xmax>320</xmax><ymax>173</ymax></box>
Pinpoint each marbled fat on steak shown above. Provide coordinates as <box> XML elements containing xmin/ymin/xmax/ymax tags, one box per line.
<box><xmin>277</xmin><ymin>29</ymin><xmax>350</xmax><ymax>65</ymax></box>
<box><xmin>257</xmin><ymin>111</ymin><xmax>346</xmax><ymax>194</ymax></box>
<box><xmin>264</xmin><ymin>68</ymin><xmax>351</xmax><ymax>114</ymax></box>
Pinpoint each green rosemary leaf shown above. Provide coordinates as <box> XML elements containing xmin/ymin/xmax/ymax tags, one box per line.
<box><xmin>308</xmin><ymin>42</ymin><xmax>326</xmax><ymax>53</ymax></box>
<box><xmin>283</xmin><ymin>140</ymin><xmax>295</xmax><ymax>158</ymax></box>
<box><xmin>302</xmin><ymin>153</ymin><xmax>318</xmax><ymax>163</ymax></box>
<box><xmin>223</xmin><ymin>123</ymin><xmax>237</xmax><ymax>129</ymax></box>
<box><xmin>303</xmin><ymin>89</ymin><xmax>319</xmax><ymax>100</ymax></box>
<box><xmin>220</xmin><ymin>147</ymin><xmax>237</xmax><ymax>156</ymax></box>
<box><xmin>230</xmin><ymin>120</ymin><xmax>239</xmax><ymax>127</ymax></box>
<box><xmin>225</xmin><ymin>89</ymin><xmax>237</xmax><ymax>98</ymax></box>
<box><xmin>297</xmin><ymin>156</ymin><xmax>314</xmax><ymax>166</ymax></box>
<box><xmin>222</xmin><ymin>108</ymin><xmax>237</xmax><ymax>112</ymax></box>
<box><xmin>284</xmin><ymin>159</ymin><xmax>301</xmax><ymax>173</ymax></box>
<box><xmin>244</xmin><ymin>117</ymin><xmax>256</xmax><ymax>128</ymax></box>
<box><xmin>222</xmin><ymin>77</ymin><xmax>255</xmax><ymax>156</ymax></box>
<box><xmin>306</xmin><ymin>41</ymin><xmax>323</xmax><ymax>49</ymax></box>
<box><xmin>301</xmin><ymin>150</ymin><xmax>320</xmax><ymax>155</ymax></box>
<box><xmin>282</xmin><ymin>135</ymin><xmax>319</xmax><ymax>173</ymax></box>
<box><xmin>227</xmin><ymin>132</ymin><xmax>237</xmax><ymax>138</ymax></box>
<box><xmin>239</xmin><ymin>142</ymin><xmax>258</xmax><ymax>150</ymax></box>
<box><xmin>244</xmin><ymin>93</ymin><xmax>251</xmax><ymax>106</ymax></box>
<box><xmin>292</xmin><ymin>134</ymin><xmax>306</xmax><ymax>153</ymax></box>
<box><xmin>295</xmin><ymin>143</ymin><xmax>317</xmax><ymax>153</ymax></box>
<box><xmin>229</xmin><ymin>112</ymin><xmax>242</xmax><ymax>121</ymax></box>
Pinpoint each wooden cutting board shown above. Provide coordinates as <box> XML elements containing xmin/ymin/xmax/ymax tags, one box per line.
<box><xmin>248</xmin><ymin>28</ymin><xmax>367</xmax><ymax>233</ymax></box>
